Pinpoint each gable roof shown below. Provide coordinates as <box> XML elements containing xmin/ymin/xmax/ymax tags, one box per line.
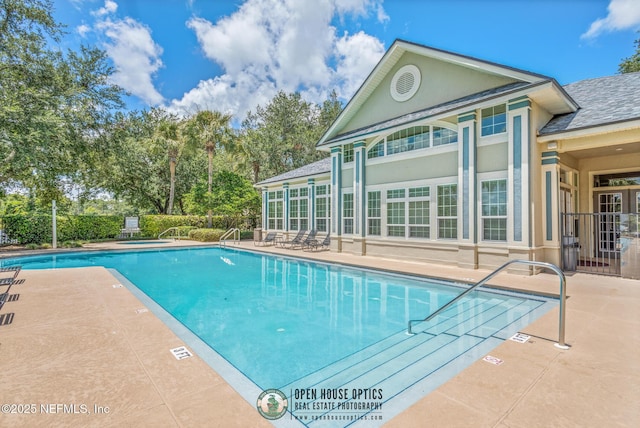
<box><xmin>318</xmin><ymin>39</ymin><xmax>577</xmax><ymax>148</ymax></box>
<box><xmin>256</xmin><ymin>157</ymin><xmax>331</xmax><ymax>186</ymax></box>
<box><xmin>540</xmin><ymin>72</ymin><xmax>640</xmax><ymax>136</ymax></box>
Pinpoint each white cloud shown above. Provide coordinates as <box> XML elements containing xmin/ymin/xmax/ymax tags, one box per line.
<box><xmin>171</xmin><ymin>0</ymin><xmax>386</xmax><ymax>121</ymax></box>
<box><xmin>90</xmin><ymin>1</ymin><xmax>165</xmax><ymax>105</ymax></box>
<box><xmin>92</xmin><ymin>0</ymin><xmax>118</xmax><ymax>17</ymax></box>
<box><xmin>76</xmin><ymin>24</ymin><xmax>91</xmax><ymax>37</ymax></box>
<box><xmin>581</xmin><ymin>0</ymin><xmax>640</xmax><ymax>39</ymax></box>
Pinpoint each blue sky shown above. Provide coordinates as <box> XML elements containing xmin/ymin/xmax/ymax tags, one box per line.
<box><xmin>53</xmin><ymin>0</ymin><xmax>640</xmax><ymax>122</ymax></box>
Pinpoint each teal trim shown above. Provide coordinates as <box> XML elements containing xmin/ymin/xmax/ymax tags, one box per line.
<box><xmin>360</xmin><ymin>148</ymin><xmax>366</xmax><ymax>238</ymax></box>
<box><xmin>354</xmin><ymin>141</ymin><xmax>365</xmax><ymax>148</ymax></box>
<box><xmin>542</xmin><ymin>158</ymin><xmax>559</xmax><ymax>165</ymax></box>
<box><xmin>509</xmin><ymin>95</ymin><xmax>529</xmax><ymax>102</ymax></box>
<box><xmin>545</xmin><ymin>171</ymin><xmax>553</xmax><ymax>241</ymax></box>
<box><xmin>542</xmin><ymin>151</ymin><xmax>558</xmax><ymax>158</ymax></box>
<box><xmin>459</xmin><ymin>113</ymin><xmax>476</xmax><ymax>123</ymax></box>
<box><xmin>331</xmin><ymin>146</ymin><xmax>342</xmax><ymax>154</ymax></box>
<box><xmin>508</xmin><ymin>100</ymin><xmax>531</xmax><ymax>111</ymax></box>
<box><xmin>513</xmin><ymin>116</ymin><xmax>522</xmax><ymax>242</ymax></box>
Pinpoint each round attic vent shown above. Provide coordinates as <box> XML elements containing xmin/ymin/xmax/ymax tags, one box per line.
<box><xmin>390</xmin><ymin>64</ymin><xmax>421</xmax><ymax>102</ymax></box>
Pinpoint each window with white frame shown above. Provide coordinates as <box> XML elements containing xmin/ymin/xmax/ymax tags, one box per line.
<box><xmin>481</xmin><ymin>104</ymin><xmax>507</xmax><ymax>136</ymax></box>
<box><xmin>386</xmin><ymin>126</ymin><xmax>430</xmax><ymax>155</ymax></box>
<box><xmin>289</xmin><ymin>188</ymin><xmax>308</xmax><ymax>231</ymax></box>
<box><xmin>386</xmin><ymin>189</ymin><xmax>406</xmax><ymax>237</ymax></box>
<box><xmin>437</xmin><ymin>184</ymin><xmax>457</xmax><ymax>239</ymax></box>
<box><xmin>368</xmin><ymin>191</ymin><xmax>381</xmax><ymax>235</ymax></box>
<box><xmin>367</xmin><ymin>124</ymin><xmax>457</xmax><ymax>159</ymax></box>
<box><xmin>377</xmin><ymin>186</ymin><xmax>431</xmax><ymax>239</ymax></box>
<box><xmin>343</xmin><ymin>193</ymin><xmax>354</xmax><ymax>234</ymax></box>
<box><xmin>267</xmin><ymin>190</ymin><xmax>284</xmax><ymax>230</ymax></box>
<box><xmin>481</xmin><ymin>179</ymin><xmax>507</xmax><ymax>241</ymax></box>
<box><xmin>343</xmin><ymin>143</ymin><xmax>354</xmax><ymax>163</ymax></box>
<box><xmin>315</xmin><ymin>184</ymin><xmax>330</xmax><ymax>232</ymax></box>
<box><xmin>408</xmin><ymin>186</ymin><xmax>430</xmax><ymax>237</ymax></box>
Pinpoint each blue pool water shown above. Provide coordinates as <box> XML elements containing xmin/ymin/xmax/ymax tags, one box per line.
<box><xmin>3</xmin><ymin>247</ymin><xmax>556</xmax><ymax>426</ymax></box>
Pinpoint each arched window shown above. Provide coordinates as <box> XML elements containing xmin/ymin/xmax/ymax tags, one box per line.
<box><xmin>367</xmin><ymin>124</ymin><xmax>458</xmax><ymax>159</ymax></box>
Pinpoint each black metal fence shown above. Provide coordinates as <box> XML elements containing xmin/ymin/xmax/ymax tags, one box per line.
<box><xmin>561</xmin><ymin>213</ymin><xmax>640</xmax><ymax>277</ymax></box>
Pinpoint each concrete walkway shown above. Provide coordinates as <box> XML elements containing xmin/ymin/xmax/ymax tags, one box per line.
<box><xmin>0</xmin><ymin>240</ymin><xmax>638</xmax><ymax>427</ymax></box>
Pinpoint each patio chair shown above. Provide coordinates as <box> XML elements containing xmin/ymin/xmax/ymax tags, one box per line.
<box><xmin>255</xmin><ymin>231</ymin><xmax>278</xmax><ymax>246</ymax></box>
<box><xmin>121</xmin><ymin>216</ymin><xmax>141</xmax><ymax>238</ymax></box>
<box><xmin>307</xmin><ymin>233</ymin><xmax>330</xmax><ymax>251</ymax></box>
<box><xmin>297</xmin><ymin>230</ymin><xmax>318</xmax><ymax>250</ymax></box>
<box><xmin>278</xmin><ymin>229</ymin><xmax>306</xmax><ymax>248</ymax></box>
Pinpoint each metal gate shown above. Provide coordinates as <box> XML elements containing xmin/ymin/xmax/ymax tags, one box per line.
<box><xmin>562</xmin><ymin>213</ymin><xmax>640</xmax><ymax>278</ymax></box>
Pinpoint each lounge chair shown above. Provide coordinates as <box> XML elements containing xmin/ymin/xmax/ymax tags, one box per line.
<box><xmin>277</xmin><ymin>229</ymin><xmax>306</xmax><ymax>248</ymax></box>
<box><xmin>307</xmin><ymin>233</ymin><xmax>330</xmax><ymax>251</ymax></box>
<box><xmin>255</xmin><ymin>231</ymin><xmax>278</xmax><ymax>246</ymax></box>
<box><xmin>297</xmin><ymin>230</ymin><xmax>318</xmax><ymax>250</ymax></box>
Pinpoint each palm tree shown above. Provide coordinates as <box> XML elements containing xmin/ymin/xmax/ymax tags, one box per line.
<box><xmin>153</xmin><ymin>114</ymin><xmax>182</xmax><ymax>215</ymax></box>
<box><xmin>184</xmin><ymin>110</ymin><xmax>233</xmax><ymax>227</ymax></box>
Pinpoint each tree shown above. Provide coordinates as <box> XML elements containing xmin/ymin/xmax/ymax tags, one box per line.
<box><xmin>94</xmin><ymin>110</ymin><xmax>205</xmax><ymax>214</ymax></box>
<box><xmin>0</xmin><ymin>0</ymin><xmax>125</xmax><ymax>195</ymax></box>
<box><xmin>183</xmin><ymin>110</ymin><xmax>234</xmax><ymax>227</ymax></box>
<box><xmin>619</xmin><ymin>33</ymin><xmax>640</xmax><ymax>73</ymax></box>
<box><xmin>152</xmin><ymin>111</ymin><xmax>183</xmax><ymax>215</ymax></box>
<box><xmin>239</xmin><ymin>91</ymin><xmax>342</xmax><ymax>183</ymax></box>
<box><xmin>184</xmin><ymin>170</ymin><xmax>260</xmax><ymax>228</ymax></box>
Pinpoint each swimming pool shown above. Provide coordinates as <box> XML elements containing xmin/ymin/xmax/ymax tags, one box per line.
<box><xmin>2</xmin><ymin>247</ymin><xmax>557</xmax><ymax>426</ymax></box>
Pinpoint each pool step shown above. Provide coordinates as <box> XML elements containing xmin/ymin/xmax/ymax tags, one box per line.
<box><xmin>283</xmin><ymin>296</ymin><xmax>533</xmax><ymax>426</ymax></box>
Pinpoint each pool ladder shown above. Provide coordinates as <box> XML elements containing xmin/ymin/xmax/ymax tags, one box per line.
<box><xmin>407</xmin><ymin>260</ymin><xmax>569</xmax><ymax>350</ymax></box>
<box><xmin>219</xmin><ymin>228</ymin><xmax>240</xmax><ymax>248</ymax></box>
<box><xmin>158</xmin><ymin>227</ymin><xmax>183</xmax><ymax>240</ymax></box>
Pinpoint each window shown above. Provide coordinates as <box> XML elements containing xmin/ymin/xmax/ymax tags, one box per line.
<box><xmin>408</xmin><ymin>187</ymin><xmax>430</xmax><ymax>238</ymax></box>
<box><xmin>481</xmin><ymin>105</ymin><xmax>506</xmax><ymax>136</ymax></box>
<box><xmin>367</xmin><ymin>191</ymin><xmax>381</xmax><ymax>235</ymax></box>
<box><xmin>437</xmin><ymin>184</ymin><xmax>457</xmax><ymax>239</ymax></box>
<box><xmin>387</xmin><ymin>189</ymin><xmax>406</xmax><ymax>237</ymax></box>
<box><xmin>343</xmin><ymin>193</ymin><xmax>354</xmax><ymax>234</ymax></box>
<box><xmin>289</xmin><ymin>188</ymin><xmax>308</xmax><ymax>231</ymax></box>
<box><xmin>386</xmin><ymin>126</ymin><xmax>430</xmax><ymax>155</ymax></box>
<box><xmin>315</xmin><ymin>184</ymin><xmax>331</xmax><ymax>232</ymax></box>
<box><xmin>368</xmin><ymin>125</ymin><xmax>457</xmax><ymax>159</ymax></box>
<box><xmin>481</xmin><ymin>179</ymin><xmax>507</xmax><ymax>241</ymax></box>
<box><xmin>432</xmin><ymin>126</ymin><xmax>458</xmax><ymax>146</ymax></box>
<box><xmin>267</xmin><ymin>190</ymin><xmax>284</xmax><ymax>230</ymax></box>
<box><xmin>343</xmin><ymin>143</ymin><xmax>354</xmax><ymax>163</ymax></box>
<box><xmin>368</xmin><ymin>141</ymin><xmax>384</xmax><ymax>159</ymax></box>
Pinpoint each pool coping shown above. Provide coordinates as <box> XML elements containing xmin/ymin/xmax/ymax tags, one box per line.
<box><xmin>100</xmin><ymin>249</ymin><xmax>558</xmax><ymax>427</ymax></box>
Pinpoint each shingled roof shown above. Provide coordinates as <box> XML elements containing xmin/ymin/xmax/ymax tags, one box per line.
<box><xmin>256</xmin><ymin>157</ymin><xmax>331</xmax><ymax>186</ymax></box>
<box><xmin>540</xmin><ymin>71</ymin><xmax>640</xmax><ymax>135</ymax></box>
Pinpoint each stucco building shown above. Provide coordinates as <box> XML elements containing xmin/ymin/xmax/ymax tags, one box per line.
<box><xmin>257</xmin><ymin>40</ymin><xmax>640</xmax><ymax>277</ymax></box>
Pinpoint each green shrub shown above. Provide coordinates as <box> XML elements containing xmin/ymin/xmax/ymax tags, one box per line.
<box><xmin>140</xmin><ymin>215</ymin><xmax>207</xmax><ymax>238</ymax></box>
<box><xmin>188</xmin><ymin>228</ymin><xmax>225</xmax><ymax>242</ymax></box>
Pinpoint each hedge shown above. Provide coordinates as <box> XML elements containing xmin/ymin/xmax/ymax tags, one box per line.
<box><xmin>1</xmin><ymin>215</ymin><xmax>122</xmax><ymax>244</ymax></box>
<box><xmin>0</xmin><ymin>214</ymin><xmax>252</xmax><ymax>245</ymax></box>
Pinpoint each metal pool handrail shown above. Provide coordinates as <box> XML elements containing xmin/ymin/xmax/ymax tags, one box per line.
<box><xmin>407</xmin><ymin>260</ymin><xmax>569</xmax><ymax>350</ymax></box>
<box><xmin>158</xmin><ymin>227</ymin><xmax>180</xmax><ymax>240</ymax></box>
<box><xmin>219</xmin><ymin>228</ymin><xmax>240</xmax><ymax>248</ymax></box>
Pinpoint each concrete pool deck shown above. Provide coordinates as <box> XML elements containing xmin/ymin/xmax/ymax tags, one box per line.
<box><xmin>0</xmin><ymin>239</ymin><xmax>638</xmax><ymax>427</ymax></box>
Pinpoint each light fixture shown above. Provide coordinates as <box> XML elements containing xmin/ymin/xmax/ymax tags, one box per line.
<box><xmin>547</xmin><ymin>142</ymin><xmax>558</xmax><ymax>150</ymax></box>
